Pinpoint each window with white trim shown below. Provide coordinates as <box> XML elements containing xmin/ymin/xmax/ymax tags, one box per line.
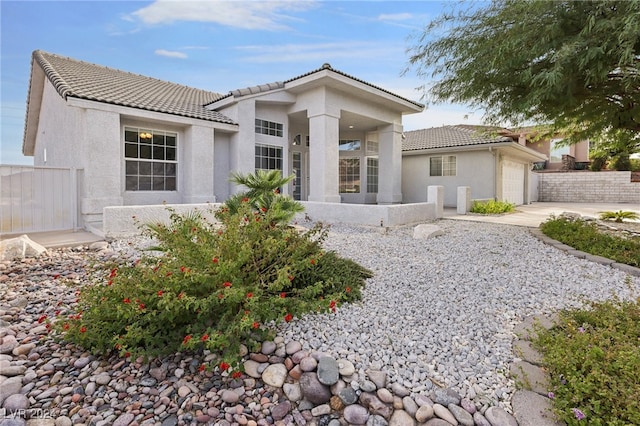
<box><xmin>339</xmin><ymin>158</ymin><xmax>360</xmax><ymax>193</ymax></box>
<box><xmin>430</xmin><ymin>155</ymin><xmax>456</xmax><ymax>177</ymax></box>
<box><xmin>124</xmin><ymin>127</ymin><xmax>177</xmax><ymax>191</ymax></box>
<box><xmin>255</xmin><ymin>144</ymin><xmax>283</xmax><ymax>171</ymax></box>
<box><xmin>255</xmin><ymin>119</ymin><xmax>283</xmax><ymax>137</ymax></box>
<box><xmin>366</xmin><ymin>157</ymin><xmax>378</xmax><ymax>193</ymax></box>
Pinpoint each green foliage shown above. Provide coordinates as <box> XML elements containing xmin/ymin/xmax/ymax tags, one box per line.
<box><xmin>589</xmin><ymin>157</ymin><xmax>607</xmax><ymax>171</ymax></box>
<box><xmin>54</xmin><ymin>187</ymin><xmax>371</xmax><ymax>368</ymax></box>
<box><xmin>590</xmin><ymin>129</ymin><xmax>640</xmax><ymax>168</ymax></box>
<box><xmin>226</xmin><ymin>169</ymin><xmax>304</xmax><ymax>225</ymax></box>
<box><xmin>406</xmin><ymin>0</ymin><xmax>640</xmax><ymax>142</ymax></box>
<box><xmin>631</xmin><ymin>158</ymin><xmax>640</xmax><ymax>172</ymax></box>
<box><xmin>533</xmin><ymin>295</ymin><xmax>640</xmax><ymax>425</ymax></box>
<box><xmin>540</xmin><ymin>216</ymin><xmax>640</xmax><ymax>266</ymax></box>
<box><xmin>599</xmin><ymin>210</ymin><xmax>640</xmax><ymax>223</ymax></box>
<box><xmin>469</xmin><ymin>199</ymin><xmax>515</xmax><ymax>214</ymax></box>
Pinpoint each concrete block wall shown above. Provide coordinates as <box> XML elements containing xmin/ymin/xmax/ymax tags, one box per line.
<box><xmin>537</xmin><ymin>171</ymin><xmax>640</xmax><ymax>203</ymax></box>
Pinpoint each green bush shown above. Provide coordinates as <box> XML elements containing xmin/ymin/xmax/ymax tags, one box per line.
<box><xmin>611</xmin><ymin>153</ymin><xmax>631</xmax><ymax>171</ymax></box>
<box><xmin>540</xmin><ymin>216</ymin><xmax>640</xmax><ymax>267</ymax></box>
<box><xmin>534</xmin><ymin>295</ymin><xmax>640</xmax><ymax>425</ymax></box>
<box><xmin>54</xmin><ymin>173</ymin><xmax>372</xmax><ymax>369</ymax></box>
<box><xmin>469</xmin><ymin>199</ymin><xmax>515</xmax><ymax>214</ymax></box>
<box><xmin>590</xmin><ymin>157</ymin><xmax>607</xmax><ymax>171</ymax></box>
<box><xmin>630</xmin><ymin>158</ymin><xmax>640</xmax><ymax>172</ymax></box>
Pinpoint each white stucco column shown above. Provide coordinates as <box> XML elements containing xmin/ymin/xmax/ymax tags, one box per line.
<box><xmin>81</xmin><ymin>109</ymin><xmax>123</xmax><ymax>227</ymax></box>
<box><xmin>182</xmin><ymin>125</ymin><xmax>216</xmax><ymax>203</ymax></box>
<box><xmin>377</xmin><ymin>123</ymin><xmax>403</xmax><ymax>204</ymax></box>
<box><xmin>307</xmin><ymin>110</ymin><xmax>341</xmax><ymax>203</ymax></box>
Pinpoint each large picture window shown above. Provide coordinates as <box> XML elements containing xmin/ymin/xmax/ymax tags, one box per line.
<box><xmin>255</xmin><ymin>119</ymin><xmax>283</xmax><ymax>137</ymax></box>
<box><xmin>124</xmin><ymin>127</ymin><xmax>177</xmax><ymax>191</ymax></box>
<box><xmin>430</xmin><ymin>155</ymin><xmax>456</xmax><ymax>177</ymax></box>
<box><xmin>339</xmin><ymin>158</ymin><xmax>360</xmax><ymax>193</ymax></box>
<box><xmin>549</xmin><ymin>138</ymin><xmax>569</xmax><ymax>163</ymax></box>
<box><xmin>339</xmin><ymin>139</ymin><xmax>361</xmax><ymax>151</ymax></box>
<box><xmin>255</xmin><ymin>144</ymin><xmax>283</xmax><ymax>171</ymax></box>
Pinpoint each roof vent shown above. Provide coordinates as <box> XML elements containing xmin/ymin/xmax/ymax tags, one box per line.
<box><xmin>321</xmin><ymin>63</ymin><xmax>332</xmax><ymax>70</ymax></box>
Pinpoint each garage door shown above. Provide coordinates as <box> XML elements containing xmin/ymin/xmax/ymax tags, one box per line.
<box><xmin>502</xmin><ymin>160</ymin><xmax>525</xmax><ymax>205</ymax></box>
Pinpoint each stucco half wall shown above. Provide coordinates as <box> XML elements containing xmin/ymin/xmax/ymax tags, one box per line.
<box><xmin>103</xmin><ymin>201</ymin><xmax>438</xmax><ymax>238</ymax></box>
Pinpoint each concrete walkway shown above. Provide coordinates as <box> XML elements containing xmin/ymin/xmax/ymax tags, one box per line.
<box><xmin>444</xmin><ymin>201</ymin><xmax>640</xmax><ymax>228</ymax></box>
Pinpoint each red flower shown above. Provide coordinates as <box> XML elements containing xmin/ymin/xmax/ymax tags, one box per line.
<box><xmin>63</xmin><ymin>323</ymin><xmax>70</xmax><ymax>330</ymax></box>
<box><xmin>37</xmin><ymin>315</ymin><xmax>47</xmax><ymax>323</ymax></box>
<box><xmin>109</xmin><ymin>268</ymin><xmax>117</xmax><ymax>278</ymax></box>
<box><xmin>166</xmin><ymin>271</ymin><xmax>172</xmax><ymax>277</ymax></box>
<box><xmin>212</xmin><ymin>257</ymin><xmax>219</xmax><ymax>264</ymax></box>
<box><xmin>124</xmin><ymin>352</ymin><xmax>131</xmax><ymax>358</ymax></box>
<box><xmin>242</xmin><ymin>197</ymin><xmax>249</xmax><ymax>203</ymax></box>
<box><xmin>123</xmin><ymin>298</ymin><xmax>131</xmax><ymax>304</ymax></box>
<box><xmin>310</xmin><ymin>259</ymin><xmax>316</xmax><ymax>265</ymax></box>
<box><xmin>284</xmin><ymin>313</ymin><xmax>293</xmax><ymax>322</ymax></box>
<box><xmin>231</xmin><ymin>371</ymin><xmax>242</xmax><ymax>379</ymax></box>
<box><xmin>107</xmin><ymin>280</ymin><xmax>113</xmax><ymax>286</ymax></box>
<box><xmin>329</xmin><ymin>300</ymin><xmax>337</xmax><ymax>313</ymax></box>
<box><xmin>218</xmin><ymin>293</ymin><xmax>224</xmax><ymax>300</ymax></box>
<box><xmin>192</xmin><ymin>227</ymin><xmax>197</xmax><ymax>232</ymax></box>
<box><xmin>115</xmin><ymin>343</ymin><xmax>122</xmax><ymax>350</ymax></box>
<box><xmin>182</xmin><ymin>335</ymin><xmax>192</xmax><ymax>345</ymax></box>
<box><xmin>246</xmin><ymin>292</ymin><xmax>253</xmax><ymax>298</ymax></box>
<box><xmin>280</xmin><ymin>292</ymin><xmax>286</xmax><ymax>298</ymax></box>
<box><xmin>223</xmin><ymin>281</ymin><xmax>232</xmax><ymax>288</ymax></box>
<box><xmin>138</xmin><ymin>303</ymin><xmax>145</xmax><ymax>310</ymax></box>
<box><xmin>217</xmin><ymin>230</ymin><xmax>223</xmax><ymax>235</ymax></box>
<box><xmin>346</xmin><ymin>287</ymin><xmax>351</xmax><ymax>293</ymax></box>
<box><xmin>288</xmin><ymin>275</ymin><xmax>294</xmax><ymax>281</ymax></box>
<box><xmin>260</xmin><ymin>207</ymin><xmax>267</xmax><ymax>212</ymax></box>
<box><xmin>219</xmin><ymin>361</ymin><xmax>230</xmax><ymax>371</ymax></box>
<box><xmin>180</xmin><ymin>266</ymin><xmax>186</xmax><ymax>273</ymax></box>
<box><xmin>157</xmin><ymin>290</ymin><xmax>163</xmax><ymax>297</ymax></box>
<box><xmin>199</xmin><ymin>364</ymin><xmax>206</xmax><ymax>372</ymax></box>
<box><xmin>80</xmin><ymin>326</ymin><xmax>87</xmax><ymax>333</ymax></box>
<box><xmin>178</xmin><ymin>292</ymin><xmax>185</xmax><ymax>300</ymax></box>
<box><xmin>201</xmin><ymin>334</ymin><xmax>209</xmax><ymax>342</ymax></box>
<box><xmin>252</xmin><ymin>321</ymin><xmax>260</xmax><ymax>329</ymax></box>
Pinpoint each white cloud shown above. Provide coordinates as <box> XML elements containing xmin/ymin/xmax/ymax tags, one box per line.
<box><xmin>378</xmin><ymin>13</ymin><xmax>413</xmax><ymax>21</ymax></box>
<box><xmin>235</xmin><ymin>41</ymin><xmax>404</xmax><ymax>64</ymax></box>
<box><xmin>155</xmin><ymin>49</ymin><xmax>188</xmax><ymax>59</ymax></box>
<box><xmin>129</xmin><ymin>0</ymin><xmax>317</xmax><ymax>31</ymax></box>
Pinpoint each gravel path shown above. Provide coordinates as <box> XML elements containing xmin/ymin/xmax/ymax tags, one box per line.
<box><xmin>279</xmin><ymin>219</ymin><xmax>640</xmax><ymax>406</ymax></box>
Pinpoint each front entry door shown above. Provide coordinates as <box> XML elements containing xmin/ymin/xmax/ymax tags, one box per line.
<box><xmin>291</xmin><ymin>151</ymin><xmax>309</xmax><ymax>201</ymax></box>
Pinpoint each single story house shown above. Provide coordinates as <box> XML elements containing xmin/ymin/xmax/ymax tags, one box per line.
<box><xmin>23</xmin><ymin>50</ymin><xmax>424</xmax><ymax>229</ymax></box>
<box><xmin>401</xmin><ymin>125</ymin><xmax>547</xmax><ymax>207</ymax></box>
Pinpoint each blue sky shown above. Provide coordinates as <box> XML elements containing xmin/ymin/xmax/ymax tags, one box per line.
<box><xmin>1</xmin><ymin>0</ymin><xmax>486</xmax><ymax>165</ymax></box>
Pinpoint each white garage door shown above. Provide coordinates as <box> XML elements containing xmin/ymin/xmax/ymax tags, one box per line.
<box><xmin>502</xmin><ymin>160</ymin><xmax>525</xmax><ymax>205</ymax></box>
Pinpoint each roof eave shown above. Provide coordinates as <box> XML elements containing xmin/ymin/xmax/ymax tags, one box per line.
<box><xmin>22</xmin><ymin>58</ymin><xmax>47</xmax><ymax>156</ymax></box>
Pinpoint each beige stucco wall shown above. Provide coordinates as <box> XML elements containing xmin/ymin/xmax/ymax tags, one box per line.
<box><xmin>402</xmin><ymin>150</ymin><xmax>497</xmax><ymax>207</ymax></box>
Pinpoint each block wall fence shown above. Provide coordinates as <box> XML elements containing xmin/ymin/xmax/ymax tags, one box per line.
<box><xmin>537</xmin><ymin>171</ymin><xmax>640</xmax><ymax>203</ymax></box>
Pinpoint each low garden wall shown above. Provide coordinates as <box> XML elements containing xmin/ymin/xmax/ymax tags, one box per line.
<box><xmin>103</xmin><ymin>200</ymin><xmax>439</xmax><ymax>239</ymax></box>
<box><xmin>537</xmin><ymin>171</ymin><xmax>640</xmax><ymax>203</ymax></box>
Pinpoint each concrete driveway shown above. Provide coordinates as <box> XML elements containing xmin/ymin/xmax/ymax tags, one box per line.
<box><xmin>444</xmin><ymin>201</ymin><xmax>640</xmax><ymax>227</ymax></box>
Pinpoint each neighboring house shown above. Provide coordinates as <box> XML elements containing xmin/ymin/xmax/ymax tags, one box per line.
<box><xmin>23</xmin><ymin>50</ymin><xmax>424</xmax><ymax>229</ymax></box>
<box><xmin>498</xmin><ymin>127</ymin><xmax>590</xmax><ymax>170</ymax></box>
<box><xmin>401</xmin><ymin>125</ymin><xmax>547</xmax><ymax>207</ymax></box>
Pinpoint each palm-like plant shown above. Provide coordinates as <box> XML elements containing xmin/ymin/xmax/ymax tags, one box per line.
<box><xmin>224</xmin><ymin>170</ymin><xmax>304</xmax><ymax>225</ymax></box>
<box><xmin>599</xmin><ymin>210</ymin><xmax>640</xmax><ymax>223</ymax></box>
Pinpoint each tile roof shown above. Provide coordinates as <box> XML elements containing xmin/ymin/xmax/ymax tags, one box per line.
<box><xmin>218</xmin><ymin>63</ymin><xmax>424</xmax><ymax>109</ymax></box>
<box><xmin>402</xmin><ymin>125</ymin><xmax>515</xmax><ymax>151</ymax></box>
<box><xmin>32</xmin><ymin>50</ymin><xmax>235</xmax><ymax>124</ymax></box>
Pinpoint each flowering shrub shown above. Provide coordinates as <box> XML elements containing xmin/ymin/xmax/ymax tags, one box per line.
<box><xmin>55</xmin><ymin>173</ymin><xmax>371</xmax><ymax>369</ymax></box>
<box><xmin>533</xmin><ymin>291</ymin><xmax>640</xmax><ymax>425</ymax></box>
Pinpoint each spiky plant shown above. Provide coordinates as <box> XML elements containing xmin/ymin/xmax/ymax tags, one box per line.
<box><xmin>224</xmin><ymin>170</ymin><xmax>304</xmax><ymax>225</ymax></box>
<box><xmin>599</xmin><ymin>210</ymin><xmax>640</xmax><ymax>223</ymax></box>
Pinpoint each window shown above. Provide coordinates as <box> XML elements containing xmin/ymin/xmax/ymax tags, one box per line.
<box><xmin>124</xmin><ymin>127</ymin><xmax>177</xmax><ymax>191</ymax></box>
<box><xmin>550</xmin><ymin>138</ymin><xmax>569</xmax><ymax>162</ymax></box>
<box><xmin>367</xmin><ymin>157</ymin><xmax>378</xmax><ymax>193</ymax></box>
<box><xmin>366</xmin><ymin>140</ymin><xmax>378</xmax><ymax>155</ymax></box>
<box><xmin>255</xmin><ymin>119</ymin><xmax>283</xmax><ymax>137</ymax></box>
<box><xmin>339</xmin><ymin>158</ymin><xmax>360</xmax><ymax>193</ymax></box>
<box><xmin>255</xmin><ymin>144</ymin><xmax>283</xmax><ymax>171</ymax></box>
<box><xmin>339</xmin><ymin>139</ymin><xmax>361</xmax><ymax>151</ymax></box>
<box><xmin>430</xmin><ymin>155</ymin><xmax>456</xmax><ymax>177</ymax></box>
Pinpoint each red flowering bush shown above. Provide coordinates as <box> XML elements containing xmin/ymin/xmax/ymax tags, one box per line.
<box><xmin>55</xmin><ymin>172</ymin><xmax>371</xmax><ymax>368</ymax></box>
